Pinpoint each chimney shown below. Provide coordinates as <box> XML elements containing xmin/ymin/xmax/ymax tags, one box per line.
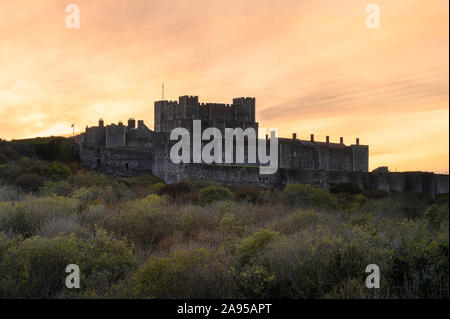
<box><xmin>310</xmin><ymin>134</ymin><xmax>314</xmax><ymax>142</ymax></box>
<box><xmin>118</xmin><ymin>121</ymin><xmax>123</xmax><ymax>126</ymax></box>
<box><xmin>137</xmin><ymin>120</ymin><xmax>144</xmax><ymax>127</ymax></box>
<box><xmin>340</xmin><ymin>137</ymin><xmax>343</xmax><ymax>144</ymax></box>
<box><xmin>326</xmin><ymin>136</ymin><xmax>329</xmax><ymax>143</ymax></box>
<box><xmin>99</xmin><ymin>118</ymin><xmax>104</xmax><ymax>127</ymax></box>
<box><xmin>356</xmin><ymin>138</ymin><xmax>360</xmax><ymax>145</ymax></box>
<box><xmin>128</xmin><ymin>118</ymin><xmax>136</xmax><ymax>129</ymax></box>
<box><xmin>292</xmin><ymin>133</ymin><xmax>297</xmax><ymax>139</ymax></box>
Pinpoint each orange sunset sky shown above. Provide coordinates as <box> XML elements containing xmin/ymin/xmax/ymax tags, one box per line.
<box><xmin>0</xmin><ymin>0</ymin><xmax>448</xmax><ymax>172</ymax></box>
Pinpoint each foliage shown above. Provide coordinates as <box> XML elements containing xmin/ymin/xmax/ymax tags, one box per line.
<box><xmin>0</xmin><ymin>231</ymin><xmax>136</xmax><ymax>298</ymax></box>
<box><xmin>14</xmin><ymin>174</ymin><xmax>44</xmax><ymax>193</ymax></box>
<box><xmin>0</xmin><ymin>154</ymin><xmax>8</xmax><ymax>164</ymax></box>
<box><xmin>0</xmin><ymin>153</ymin><xmax>448</xmax><ymax>299</ymax></box>
<box><xmin>424</xmin><ymin>204</ymin><xmax>449</xmax><ymax>230</ymax></box>
<box><xmin>236</xmin><ymin>229</ymin><xmax>279</xmax><ymax>266</ymax></box>
<box><xmin>0</xmin><ymin>164</ymin><xmax>22</xmax><ymax>182</ymax></box>
<box><xmin>283</xmin><ymin>184</ymin><xmax>339</xmax><ymax>210</ymax></box>
<box><xmin>198</xmin><ymin>185</ymin><xmax>234</xmax><ymax>206</ymax></box>
<box><xmin>40</xmin><ymin>180</ymin><xmax>75</xmax><ymax>197</ymax></box>
<box><xmin>41</xmin><ymin>162</ymin><xmax>72</xmax><ymax>180</ymax></box>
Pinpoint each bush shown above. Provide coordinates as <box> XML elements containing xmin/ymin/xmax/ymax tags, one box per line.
<box><xmin>220</xmin><ymin>213</ymin><xmax>244</xmax><ymax>235</ymax></box>
<box><xmin>1</xmin><ymin>145</ymin><xmax>19</xmax><ymax>160</ymax></box>
<box><xmin>236</xmin><ymin>229</ymin><xmax>278</xmax><ymax>266</ymax></box>
<box><xmin>41</xmin><ymin>162</ymin><xmax>72</xmax><ymax>180</ymax></box>
<box><xmin>74</xmin><ymin>170</ymin><xmax>110</xmax><ymax>188</ymax></box>
<box><xmin>72</xmin><ymin>182</ymin><xmax>130</xmax><ymax>204</ymax></box>
<box><xmin>283</xmin><ymin>184</ymin><xmax>339</xmax><ymax>210</ymax></box>
<box><xmin>424</xmin><ymin>204</ymin><xmax>449</xmax><ymax>230</ymax></box>
<box><xmin>271</xmin><ymin>209</ymin><xmax>324</xmax><ymax>235</ymax></box>
<box><xmin>0</xmin><ymin>164</ymin><xmax>22</xmax><ymax>182</ymax></box>
<box><xmin>198</xmin><ymin>186</ymin><xmax>234</xmax><ymax>206</ymax></box>
<box><xmin>149</xmin><ymin>182</ymin><xmax>165</xmax><ymax>194</ymax></box>
<box><xmin>157</xmin><ymin>181</ymin><xmax>192</xmax><ymax>198</ymax></box>
<box><xmin>0</xmin><ymin>154</ymin><xmax>8</xmax><ymax>164</ymax></box>
<box><xmin>109</xmin><ymin>195</ymin><xmax>169</xmax><ymax>248</ymax></box>
<box><xmin>134</xmin><ymin>248</ymin><xmax>233</xmax><ymax>298</ymax></box>
<box><xmin>329</xmin><ymin>183</ymin><xmax>362</xmax><ymax>195</ymax></box>
<box><xmin>0</xmin><ymin>196</ymin><xmax>81</xmax><ymax>238</ymax></box>
<box><xmin>0</xmin><ymin>231</ymin><xmax>136</xmax><ymax>298</ymax></box>
<box><xmin>40</xmin><ymin>180</ymin><xmax>74</xmax><ymax>197</ymax></box>
<box><xmin>232</xmin><ymin>186</ymin><xmax>262</xmax><ymax>203</ymax></box>
<box><xmin>14</xmin><ymin>174</ymin><xmax>44</xmax><ymax>193</ymax></box>
<box><xmin>255</xmin><ymin>226</ymin><xmax>389</xmax><ymax>298</ymax></box>
<box><xmin>0</xmin><ymin>184</ymin><xmax>24</xmax><ymax>201</ymax></box>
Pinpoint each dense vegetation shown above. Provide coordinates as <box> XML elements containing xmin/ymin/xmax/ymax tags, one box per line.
<box><xmin>0</xmin><ymin>139</ymin><xmax>448</xmax><ymax>298</ymax></box>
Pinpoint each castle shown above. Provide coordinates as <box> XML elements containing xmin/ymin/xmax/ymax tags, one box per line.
<box><xmin>75</xmin><ymin>95</ymin><xmax>448</xmax><ymax>197</ymax></box>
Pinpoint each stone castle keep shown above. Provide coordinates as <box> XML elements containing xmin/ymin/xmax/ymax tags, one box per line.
<box><xmin>76</xmin><ymin>95</ymin><xmax>448</xmax><ymax>197</ymax></box>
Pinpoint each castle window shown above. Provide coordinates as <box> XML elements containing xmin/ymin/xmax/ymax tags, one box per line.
<box><xmin>125</xmin><ymin>163</ymin><xmax>129</xmax><ymax>170</ymax></box>
<box><xmin>97</xmin><ymin>158</ymin><xmax>101</xmax><ymax>167</ymax></box>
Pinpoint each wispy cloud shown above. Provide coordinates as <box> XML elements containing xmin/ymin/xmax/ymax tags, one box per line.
<box><xmin>0</xmin><ymin>0</ymin><xmax>448</xmax><ymax>171</ymax></box>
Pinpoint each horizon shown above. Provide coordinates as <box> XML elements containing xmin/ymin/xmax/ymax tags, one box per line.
<box><xmin>0</xmin><ymin>0</ymin><xmax>448</xmax><ymax>172</ymax></box>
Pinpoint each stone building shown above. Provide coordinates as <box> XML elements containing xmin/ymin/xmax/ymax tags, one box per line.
<box><xmin>74</xmin><ymin>95</ymin><xmax>449</xmax><ymax>197</ymax></box>
<box><xmin>77</xmin><ymin>95</ymin><xmax>369</xmax><ymax>175</ymax></box>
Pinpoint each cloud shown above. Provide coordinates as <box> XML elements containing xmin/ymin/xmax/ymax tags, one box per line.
<box><xmin>0</xmin><ymin>0</ymin><xmax>448</xmax><ymax>171</ymax></box>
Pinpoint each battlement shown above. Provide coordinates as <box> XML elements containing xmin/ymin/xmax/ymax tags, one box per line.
<box><xmin>76</xmin><ymin>94</ymin><xmax>370</xmax><ymax>178</ymax></box>
<box><xmin>154</xmin><ymin>95</ymin><xmax>257</xmax><ymax>133</ymax></box>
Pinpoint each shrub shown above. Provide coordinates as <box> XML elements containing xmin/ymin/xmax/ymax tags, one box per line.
<box><xmin>41</xmin><ymin>162</ymin><xmax>72</xmax><ymax>180</ymax></box>
<box><xmin>0</xmin><ymin>154</ymin><xmax>7</xmax><ymax>164</ymax></box>
<box><xmin>0</xmin><ymin>184</ymin><xmax>24</xmax><ymax>201</ymax></box>
<box><xmin>271</xmin><ymin>209</ymin><xmax>324</xmax><ymax>234</ymax></box>
<box><xmin>14</xmin><ymin>174</ymin><xmax>44</xmax><ymax>193</ymax></box>
<box><xmin>0</xmin><ymin>196</ymin><xmax>81</xmax><ymax>238</ymax></box>
<box><xmin>1</xmin><ymin>145</ymin><xmax>19</xmax><ymax>160</ymax></box>
<box><xmin>109</xmin><ymin>195</ymin><xmax>169</xmax><ymax>248</ymax></box>
<box><xmin>40</xmin><ymin>180</ymin><xmax>74</xmax><ymax>197</ymax></box>
<box><xmin>72</xmin><ymin>182</ymin><xmax>130</xmax><ymax>204</ymax></box>
<box><xmin>0</xmin><ymin>164</ymin><xmax>22</xmax><ymax>182</ymax></box>
<box><xmin>424</xmin><ymin>204</ymin><xmax>448</xmax><ymax>230</ymax></box>
<box><xmin>176</xmin><ymin>205</ymin><xmax>221</xmax><ymax>239</ymax></box>
<box><xmin>134</xmin><ymin>248</ymin><xmax>233</xmax><ymax>298</ymax></box>
<box><xmin>74</xmin><ymin>170</ymin><xmax>110</xmax><ymax>187</ymax></box>
<box><xmin>386</xmin><ymin>228</ymin><xmax>449</xmax><ymax>298</ymax></box>
<box><xmin>220</xmin><ymin>213</ymin><xmax>244</xmax><ymax>235</ymax></box>
<box><xmin>329</xmin><ymin>182</ymin><xmax>362</xmax><ymax>195</ymax></box>
<box><xmin>198</xmin><ymin>186</ymin><xmax>234</xmax><ymax>206</ymax></box>
<box><xmin>232</xmin><ymin>186</ymin><xmax>262</xmax><ymax>203</ymax></box>
<box><xmin>256</xmin><ymin>226</ymin><xmax>389</xmax><ymax>298</ymax></box>
<box><xmin>283</xmin><ymin>184</ymin><xmax>339</xmax><ymax>210</ymax></box>
<box><xmin>157</xmin><ymin>181</ymin><xmax>192</xmax><ymax>198</ymax></box>
<box><xmin>236</xmin><ymin>229</ymin><xmax>278</xmax><ymax>266</ymax></box>
<box><xmin>149</xmin><ymin>182</ymin><xmax>165</xmax><ymax>194</ymax></box>
<box><xmin>0</xmin><ymin>231</ymin><xmax>136</xmax><ymax>298</ymax></box>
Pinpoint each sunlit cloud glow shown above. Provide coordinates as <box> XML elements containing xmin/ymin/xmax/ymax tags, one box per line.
<box><xmin>0</xmin><ymin>0</ymin><xmax>448</xmax><ymax>172</ymax></box>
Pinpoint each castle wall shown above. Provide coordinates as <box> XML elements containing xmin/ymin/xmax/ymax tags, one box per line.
<box><xmin>154</xmin><ymin>96</ymin><xmax>257</xmax><ymax>135</ymax></box>
<box><xmin>351</xmin><ymin>145</ymin><xmax>369</xmax><ymax>172</ymax></box>
<box><xmin>79</xmin><ymin>144</ymin><xmax>154</xmax><ymax>176</ymax></box>
<box><xmin>106</xmin><ymin>125</ymin><xmax>126</xmax><ymax>148</ymax></box>
<box><xmin>152</xmin><ymin>159</ymin><xmax>449</xmax><ymax>198</ymax></box>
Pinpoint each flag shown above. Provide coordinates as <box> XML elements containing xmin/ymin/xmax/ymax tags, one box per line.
<box><xmin>71</xmin><ymin>123</ymin><xmax>74</xmax><ymax>128</ymax></box>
